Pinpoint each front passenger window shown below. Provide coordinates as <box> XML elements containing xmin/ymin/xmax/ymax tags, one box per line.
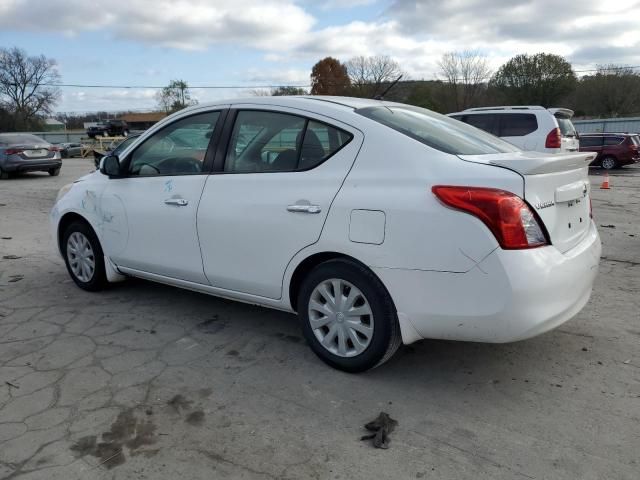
<box><xmin>128</xmin><ymin>111</ymin><xmax>219</xmax><ymax>176</ymax></box>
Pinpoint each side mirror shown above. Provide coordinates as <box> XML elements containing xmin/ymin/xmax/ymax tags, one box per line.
<box><xmin>100</xmin><ymin>155</ymin><xmax>122</xmax><ymax>177</ymax></box>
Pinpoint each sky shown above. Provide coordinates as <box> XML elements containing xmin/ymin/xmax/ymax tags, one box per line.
<box><xmin>1</xmin><ymin>0</ymin><xmax>639</xmax><ymax>113</ymax></box>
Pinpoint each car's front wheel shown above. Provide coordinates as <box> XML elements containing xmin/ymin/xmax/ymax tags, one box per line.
<box><xmin>62</xmin><ymin>221</ymin><xmax>107</xmax><ymax>291</ymax></box>
<box><xmin>297</xmin><ymin>259</ymin><xmax>402</xmax><ymax>372</ymax></box>
<box><xmin>601</xmin><ymin>156</ymin><xmax>617</xmax><ymax>170</ymax></box>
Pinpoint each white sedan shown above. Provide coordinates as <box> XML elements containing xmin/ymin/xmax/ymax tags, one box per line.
<box><xmin>50</xmin><ymin>97</ymin><xmax>601</xmax><ymax>372</ymax></box>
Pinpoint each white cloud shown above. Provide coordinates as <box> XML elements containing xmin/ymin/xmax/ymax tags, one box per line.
<box><xmin>0</xmin><ymin>0</ymin><xmax>315</xmax><ymax>51</ymax></box>
<box><xmin>5</xmin><ymin>0</ymin><xmax>640</xmax><ymax>111</ymax></box>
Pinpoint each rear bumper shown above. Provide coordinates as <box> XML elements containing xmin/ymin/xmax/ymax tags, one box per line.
<box><xmin>375</xmin><ymin>220</ymin><xmax>601</xmax><ymax>344</ymax></box>
<box><xmin>2</xmin><ymin>160</ymin><xmax>62</xmax><ymax>173</ymax></box>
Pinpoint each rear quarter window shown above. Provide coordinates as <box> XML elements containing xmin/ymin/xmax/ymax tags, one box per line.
<box><xmin>604</xmin><ymin>136</ymin><xmax>624</xmax><ymax>146</ymax></box>
<box><xmin>498</xmin><ymin>113</ymin><xmax>538</xmax><ymax>137</ymax></box>
<box><xmin>463</xmin><ymin>114</ymin><xmax>500</xmax><ymax>136</ymax></box>
<box><xmin>357</xmin><ymin>106</ymin><xmax>519</xmax><ymax>155</ymax></box>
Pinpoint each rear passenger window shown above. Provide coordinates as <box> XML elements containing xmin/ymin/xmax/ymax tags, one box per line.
<box><xmin>604</xmin><ymin>136</ymin><xmax>624</xmax><ymax>146</ymax></box>
<box><xmin>499</xmin><ymin>114</ymin><xmax>538</xmax><ymax>137</ymax></box>
<box><xmin>225</xmin><ymin>111</ymin><xmax>352</xmax><ymax>173</ymax></box>
<box><xmin>579</xmin><ymin>137</ymin><xmax>603</xmax><ymax>147</ymax></box>
<box><xmin>464</xmin><ymin>114</ymin><xmax>500</xmax><ymax>136</ymax></box>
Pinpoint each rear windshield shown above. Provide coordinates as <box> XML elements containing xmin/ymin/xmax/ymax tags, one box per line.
<box><xmin>555</xmin><ymin>116</ymin><xmax>577</xmax><ymax>137</ymax></box>
<box><xmin>356</xmin><ymin>106</ymin><xmax>519</xmax><ymax>155</ymax></box>
<box><xmin>0</xmin><ymin>134</ymin><xmax>48</xmax><ymax>146</ymax></box>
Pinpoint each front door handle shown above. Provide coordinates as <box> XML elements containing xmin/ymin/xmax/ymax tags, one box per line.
<box><xmin>287</xmin><ymin>204</ymin><xmax>321</xmax><ymax>214</ymax></box>
<box><xmin>164</xmin><ymin>198</ymin><xmax>189</xmax><ymax>206</ymax></box>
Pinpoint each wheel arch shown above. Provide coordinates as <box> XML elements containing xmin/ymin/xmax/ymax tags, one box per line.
<box><xmin>57</xmin><ymin>212</ymin><xmax>95</xmax><ymax>255</ymax></box>
<box><xmin>288</xmin><ymin>251</ymin><xmax>391</xmax><ymax>313</ymax></box>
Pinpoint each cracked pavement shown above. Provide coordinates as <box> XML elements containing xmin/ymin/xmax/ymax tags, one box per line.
<box><xmin>0</xmin><ymin>159</ymin><xmax>638</xmax><ymax>479</ymax></box>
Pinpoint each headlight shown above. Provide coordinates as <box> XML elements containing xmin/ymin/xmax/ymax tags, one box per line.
<box><xmin>56</xmin><ymin>183</ymin><xmax>73</xmax><ymax>202</ymax></box>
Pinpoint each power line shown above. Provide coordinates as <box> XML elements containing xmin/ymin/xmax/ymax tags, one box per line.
<box><xmin>21</xmin><ymin>64</ymin><xmax>640</xmax><ymax>90</ymax></box>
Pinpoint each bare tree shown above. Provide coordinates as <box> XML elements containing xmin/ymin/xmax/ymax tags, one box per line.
<box><xmin>0</xmin><ymin>47</ymin><xmax>60</xmax><ymax>130</ymax></box>
<box><xmin>438</xmin><ymin>50</ymin><xmax>492</xmax><ymax>110</ymax></box>
<box><xmin>346</xmin><ymin>55</ymin><xmax>404</xmax><ymax>98</ymax></box>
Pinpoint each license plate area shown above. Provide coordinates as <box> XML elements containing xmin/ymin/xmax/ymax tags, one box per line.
<box><xmin>23</xmin><ymin>149</ymin><xmax>49</xmax><ymax>158</ymax></box>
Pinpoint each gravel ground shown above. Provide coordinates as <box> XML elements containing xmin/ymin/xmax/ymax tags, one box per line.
<box><xmin>0</xmin><ymin>158</ymin><xmax>638</xmax><ymax>480</ymax></box>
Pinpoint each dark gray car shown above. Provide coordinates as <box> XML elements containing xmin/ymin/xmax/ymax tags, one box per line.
<box><xmin>58</xmin><ymin>142</ymin><xmax>85</xmax><ymax>158</ymax></box>
<box><xmin>0</xmin><ymin>133</ymin><xmax>62</xmax><ymax>179</ymax></box>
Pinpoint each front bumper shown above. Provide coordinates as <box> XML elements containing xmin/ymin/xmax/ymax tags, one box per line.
<box><xmin>375</xmin><ymin>221</ymin><xmax>601</xmax><ymax>344</ymax></box>
<box><xmin>3</xmin><ymin>159</ymin><xmax>62</xmax><ymax>173</ymax></box>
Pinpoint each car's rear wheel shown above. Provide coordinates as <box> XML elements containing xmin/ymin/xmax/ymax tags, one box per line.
<box><xmin>0</xmin><ymin>168</ymin><xmax>9</xmax><ymax>180</ymax></box>
<box><xmin>601</xmin><ymin>156</ymin><xmax>617</xmax><ymax>170</ymax></box>
<box><xmin>48</xmin><ymin>167</ymin><xmax>61</xmax><ymax>176</ymax></box>
<box><xmin>62</xmin><ymin>221</ymin><xmax>107</xmax><ymax>291</ymax></box>
<box><xmin>297</xmin><ymin>259</ymin><xmax>401</xmax><ymax>372</ymax></box>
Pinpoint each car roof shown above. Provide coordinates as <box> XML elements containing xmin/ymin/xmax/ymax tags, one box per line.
<box><xmin>451</xmin><ymin>106</ymin><xmax>574</xmax><ymax>117</ymax></box>
<box><xmin>580</xmin><ymin>132</ymin><xmax>635</xmax><ymax>136</ymax></box>
<box><xmin>181</xmin><ymin>95</ymin><xmax>404</xmax><ymax>114</ymax></box>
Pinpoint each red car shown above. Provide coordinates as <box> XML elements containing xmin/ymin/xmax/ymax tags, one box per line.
<box><xmin>579</xmin><ymin>133</ymin><xmax>640</xmax><ymax>170</ymax></box>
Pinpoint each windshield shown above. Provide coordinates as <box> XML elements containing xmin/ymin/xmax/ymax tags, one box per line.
<box><xmin>112</xmin><ymin>136</ymin><xmax>138</xmax><ymax>156</ymax></box>
<box><xmin>356</xmin><ymin>105</ymin><xmax>520</xmax><ymax>155</ymax></box>
<box><xmin>555</xmin><ymin>116</ymin><xmax>577</xmax><ymax>137</ymax></box>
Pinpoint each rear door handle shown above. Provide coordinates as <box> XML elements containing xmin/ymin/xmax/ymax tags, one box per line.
<box><xmin>287</xmin><ymin>204</ymin><xmax>321</xmax><ymax>214</ymax></box>
<box><xmin>164</xmin><ymin>198</ymin><xmax>189</xmax><ymax>206</ymax></box>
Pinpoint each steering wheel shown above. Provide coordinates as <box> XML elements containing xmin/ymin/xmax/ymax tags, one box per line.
<box><xmin>137</xmin><ymin>162</ymin><xmax>161</xmax><ymax>175</ymax></box>
<box><xmin>156</xmin><ymin>156</ymin><xmax>202</xmax><ymax>174</ymax></box>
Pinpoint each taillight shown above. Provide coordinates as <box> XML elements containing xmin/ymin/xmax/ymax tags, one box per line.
<box><xmin>5</xmin><ymin>148</ymin><xmax>23</xmax><ymax>155</ymax></box>
<box><xmin>432</xmin><ymin>186</ymin><xmax>549</xmax><ymax>249</ymax></box>
<box><xmin>545</xmin><ymin>128</ymin><xmax>562</xmax><ymax>148</ymax></box>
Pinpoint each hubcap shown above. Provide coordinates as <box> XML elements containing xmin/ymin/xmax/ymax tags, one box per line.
<box><xmin>67</xmin><ymin>232</ymin><xmax>95</xmax><ymax>283</ymax></box>
<box><xmin>602</xmin><ymin>158</ymin><xmax>615</xmax><ymax>169</ymax></box>
<box><xmin>308</xmin><ymin>279</ymin><xmax>374</xmax><ymax>358</ymax></box>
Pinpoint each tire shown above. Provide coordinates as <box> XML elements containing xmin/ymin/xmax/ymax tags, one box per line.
<box><xmin>62</xmin><ymin>221</ymin><xmax>107</xmax><ymax>291</ymax></box>
<box><xmin>601</xmin><ymin>156</ymin><xmax>617</xmax><ymax>170</ymax></box>
<box><xmin>48</xmin><ymin>167</ymin><xmax>61</xmax><ymax>176</ymax></box>
<box><xmin>297</xmin><ymin>259</ymin><xmax>402</xmax><ymax>372</ymax></box>
<box><xmin>0</xmin><ymin>168</ymin><xmax>9</xmax><ymax>180</ymax></box>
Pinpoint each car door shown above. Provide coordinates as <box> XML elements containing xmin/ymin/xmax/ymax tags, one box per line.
<box><xmin>197</xmin><ymin>106</ymin><xmax>363</xmax><ymax>299</ymax></box>
<box><xmin>579</xmin><ymin>136</ymin><xmax>604</xmax><ymax>161</ymax></box>
<box><xmin>100</xmin><ymin>109</ymin><xmax>226</xmax><ymax>283</ymax></box>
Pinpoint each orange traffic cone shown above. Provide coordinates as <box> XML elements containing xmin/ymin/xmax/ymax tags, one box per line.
<box><xmin>600</xmin><ymin>172</ymin><xmax>610</xmax><ymax>189</ymax></box>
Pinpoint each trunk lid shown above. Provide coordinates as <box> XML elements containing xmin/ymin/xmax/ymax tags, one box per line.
<box><xmin>459</xmin><ymin>151</ymin><xmax>596</xmax><ymax>253</ymax></box>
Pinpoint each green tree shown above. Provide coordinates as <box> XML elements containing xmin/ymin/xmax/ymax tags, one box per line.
<box><xmin>156</xmin><ymin>79</ymin><xmax>197</xmax><ymax>113</ymax></box>
<box><xmin>0</xmin><ymin>47</ymin><xmax>60</xmax><ymax>130</ymax></box>
<box><xmin>573</xmin><ymin>65</ymin><xmax>640</xmax><ymax>117</ymax></box>
<box><xmin>271</xmin><ymin>86</ymin><xmax>307</xmax><ymax>96</ymax></box>
<box><xmin>490</xmin><ymin>53</ymin><xmax>577</xmax><ymax>106</ymax></box>
<box><xmin>310</xmin><ymin>57</ymin><xmax>351</xmax><ymax>95</ymax></box>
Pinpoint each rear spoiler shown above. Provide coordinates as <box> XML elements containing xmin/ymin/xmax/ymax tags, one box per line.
<box><xmin>458</xmin><ymin>151</ymin><xmax>596</xmax><ymax>175</ymax></box>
